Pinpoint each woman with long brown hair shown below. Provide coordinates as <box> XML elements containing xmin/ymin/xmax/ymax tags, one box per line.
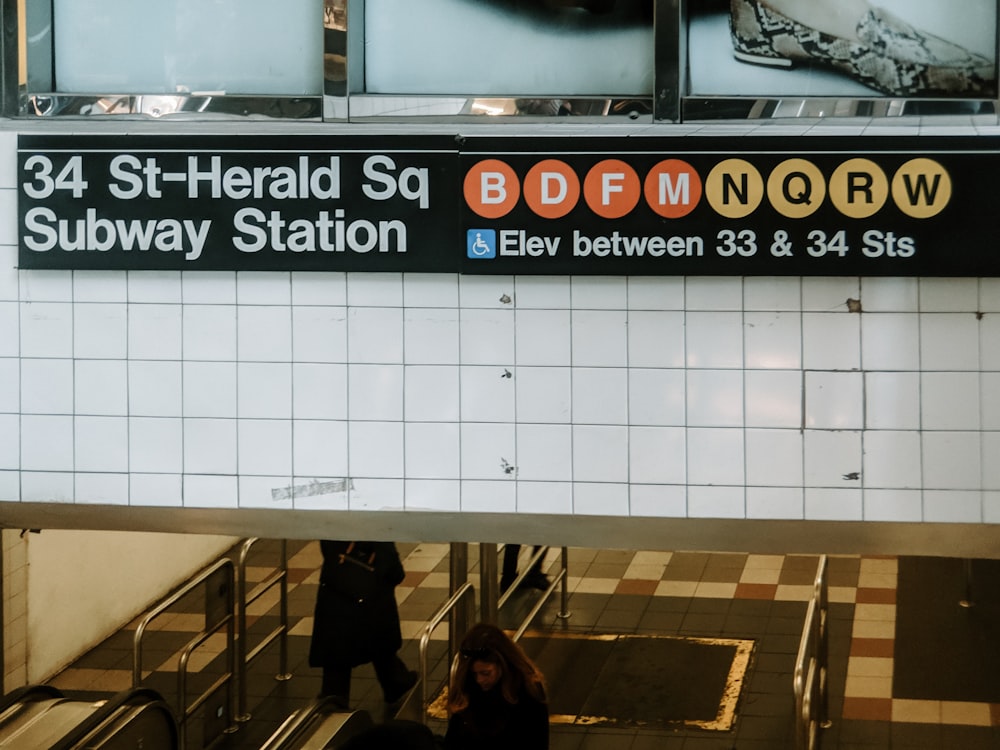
<box><xmin>445</xmin><ymin>622</ymin><xmax>549</xmax><ymax>749</ymax></box>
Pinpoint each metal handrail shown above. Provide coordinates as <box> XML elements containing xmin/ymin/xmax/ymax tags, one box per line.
<box><xmin>498</xmin><ymin>546</ymin><xmax>572</xmax><ymax>640</ymax></box>
<box><xmin>235</xmin><ymin>538</ymin><xmax>291</xmax><ymax>722</ymax></box>
<box><xmin>793</xmin><ymin>554</ymin><xmax>829</xmax><ymax>750</ymax></box>
<box><xmin>418</xmin><ymin>582</ymin><xmax>475</xmax><ymax>724</ymax></box>
<box><xmin>132</xmin><ymin>556</ymin><xmax>236</xmax><ymax>750</ymax></box>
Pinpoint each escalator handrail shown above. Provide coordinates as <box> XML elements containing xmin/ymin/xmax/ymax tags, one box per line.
<box><xmin>258</xmin><ymin>700</ymin><xmax>372</xmax><ymax>750</ymax></box>
<box><xmin>0</xmin><ymin>684</ymin><xmax>65</xmax><ymax>715</ymax></box>
<box><xmin>47</xmin><ymin>687</ymin><xmax>178</xmax><ymax>750</ymax></box>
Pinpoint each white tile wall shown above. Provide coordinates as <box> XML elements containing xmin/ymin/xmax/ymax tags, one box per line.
<box><xmin>2</xmin><ymin>124</ymin><xmax>999</xmax><ymax>533</ymax></box>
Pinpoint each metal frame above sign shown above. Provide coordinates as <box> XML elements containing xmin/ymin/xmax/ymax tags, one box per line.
<box><xmin>5</xmin><ymin>0</ymin><xmax>994</xmax><ymax>123</ymax></box>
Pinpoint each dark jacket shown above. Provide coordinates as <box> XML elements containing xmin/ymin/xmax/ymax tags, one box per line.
<box><xmin>444</xmin><ymin>684</ymin><xmax>549</xmax><ymax>750</ymax></box>
<box><xmin>308</xmin><ymin>540</ymin><xmax>406</xmax><ymax>668</ymax></box>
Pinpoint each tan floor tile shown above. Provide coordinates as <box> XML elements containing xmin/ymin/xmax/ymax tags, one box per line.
<box><xmin>739</xmin><ymin>567</ymin><xmax>781</xmax><ymax>585</ymax></box>
<box><xmin>846</xmin><ymin>655</ymin><xmax>893</xmax><ymax>679</ymax></box>
<box><xmin>288</xmin><ymin>617</ymin><xmax>313</xmax><ymax>637</ymax></box>
<box><xmin>287</xmin><ymin>545</ymin><xmax>323</xmax><ymax>569</ymax></box>
<box><xmin>853</xmin><ymin>603</ymin><xmax>896</xmax><ymax>623</ymax></box>
<box><xmin>859</xmin><ymin>558</ymin><xmax>898</xmax><ymax>578</ymax></box>
<box><xmin>413</xmin><ymin>571</ymin><xmax>450</xmax><ymax>589</ymax></box>
<box><xmin>247</xmin><ymin>588</ymin><xmax>282</xmax><ymax>616</ymax></box>
<box><xmin>655</xmin><ymin>580</ymin><xmax>698</xmax><ymax>597</ymax></box>
<box><xmin>154</xmin><ymin>653</ymin><xmax>180</xmax><ymax>674</ymax></box>
<box><xmin>857</xmin><ymin>572</ymin><xmax>899</xmax><ymax>590</ymax></box>
<box><xmin>630</xmin><ymin>551</ymin><xmax>672</xmax><ymax>566</ymax></box>
<box><xmin>694</xmin><ymin>581</ymin><xmax>738</xmax><ymax>599</ymax></box>
<box><xmin>892</xmin><ymin>698</ymin><xmax>941</xmax><ymax>724</ymax></box>
<box><xmin>570</xmin><ymin>577</ymin><xmax>619</xmax><ymax>595</ymax></box>
<box><xmin>828</xmin><ymin>586</ymin><xmax>858</xmax><ymax>604</ymax></box>
<box><xmin>242</xmin><ymin>565</ymin><xmax>273</xmax><ymax>583</ymax></box>
<box><xmin>623</xmin><ymin>562</ymin><xmax>666</xmax><ymax>580</ymax></box>
<box><xmin>744</xmin><ymin>554</ymin><xmax>785</xmax><ymax>570</ymax></box>
<box><xmin>851</xmin><ymin>619</ymin><xmax>895</xmax><ymax>639</ymax></box>
<box><xmin>301</xmin><ymin>569</ymin><xmax>321</xmax><ymax>584</ymax></box>
<box><xmin>941</xmin><ymin>700</ymin><xmax>994</xmax><ymax>727</ymax></box>
<box><xmin>774</xmin><ymin>584</ymin><xmax>814</xmax><ymax>602</ymax></box>
<box><xmin>844</xmin><ymin>674</ymin><xmax>893</xmax><ymax>699</ymax></box>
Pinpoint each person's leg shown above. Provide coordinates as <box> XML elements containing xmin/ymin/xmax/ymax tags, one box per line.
<box><xmin>320</xmin><ymin>664</ymin><xmax>352</xmax><ymax>707</ymax></box>
<box><xmin>523</xmin><ymin>545</ymin><xmax>550</xmax><ymax>590</ymax></box>
<box><xmin>373</xmin><ymin>652</ymin><xmax>418</xmax><ymax>703</ymax></box>
<box><xmin>500</xmin><ymin>544</ymin><xmax>521</xmax><ymax>592</ymax></box>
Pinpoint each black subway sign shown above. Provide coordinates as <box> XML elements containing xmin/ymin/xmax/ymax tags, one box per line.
<box><xmin>17</xmin><ymin>133</ymin><xmax>1000</xmax><ymax>276</ymax></box>
<box><xmin>18</xmin><ymin>135</ymin><xmax>457</xmax><ymax>272</ymax></box>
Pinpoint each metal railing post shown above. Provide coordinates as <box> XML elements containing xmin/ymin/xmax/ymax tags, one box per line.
<box><xmin>449</xmin><ymin>542</ymin><xmax>469</xmax><ymax>662</ymax></box>
<box><xmin>793</xmin><ymin>554</ymin><xmax>829</xmax><ymax>750</ymax></box>
<box><xmin>479</xmin><ymin>543</ymin><xmax>498</xmax><ymax>625</ymax></box>
<box><xmin>133</xmin><ymin>557</ymin><xmax>237</xmax><ymax>750</ymax></box>
<box><xmin>419</xmin><ymin>582</ymin><xmax>475</xmax><ymax>725</ymax></box>
<box><xmin>236</xmin><ymin>538</ymin><xmax>292</xmax><ymax>723</ymax></box>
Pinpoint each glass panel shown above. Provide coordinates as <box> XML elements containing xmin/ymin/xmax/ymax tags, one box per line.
<box><xmin>52</xmin><ymin>0</ymin><xmax>323</xmax><ymax>96</ymax></box>
<box><xmin>364</xmin><ymin>0</ymin><xmax>655</xmax><ymax>96</ymax></box>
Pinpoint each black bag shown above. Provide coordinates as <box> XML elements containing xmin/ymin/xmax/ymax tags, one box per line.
<box><xmin>331</xmin><ymin>542</ymin><xmax>380</xmax><ymax>600</ymax></box>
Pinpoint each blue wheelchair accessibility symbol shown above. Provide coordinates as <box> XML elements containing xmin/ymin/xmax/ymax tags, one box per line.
<box><xmin>467</xmin><ymin>229</ymin><xmax>496</xmax><ymax>259</ymax></box>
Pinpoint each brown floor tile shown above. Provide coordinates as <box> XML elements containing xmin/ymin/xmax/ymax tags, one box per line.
<box><xmin>856</xmin><ymin>587</ymin><xmax>897</xmax><ymax>605</ymax></box>
<box><xmin>735</xmin><ymin>583</ymin><xmax>778</xmax><ymax>600</ymax></box>
<box><xmin>286</xmin><ymin>568</ymin><xmax>314</xmax><ymax>585</ymax></box>
<box><xmin>616</xmin><ymin>579</ymin><xmax>658</xmax><ymax>596</ymax></box>
<box><xmin>842</xmin><ymin>696</ymin><xmax>893</xmax><ymax>721</ymax></box>
<box><xmin>850</xmin><ymin>637</ymin><xmax>895</xmax><ymax>658</ymax></box>
<box><xmin>401</xmin><ymin>570</ymin><xmax>430</xmax><ymax>587</ymax></box>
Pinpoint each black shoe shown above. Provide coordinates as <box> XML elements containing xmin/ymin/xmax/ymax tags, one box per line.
<box><xmin>521</xmin><ymin>571</ymin><xmax>550</xmax><ymax>591</ymax></box>
<box><xmin>384</xmin><ymin>669</ymin><xmax>418</xmax><ymax>704</ymax></box>
<box><xmin>317</xmin><ymin>693</ymin><xmax>350</xmax><ymax>711</ymax></box>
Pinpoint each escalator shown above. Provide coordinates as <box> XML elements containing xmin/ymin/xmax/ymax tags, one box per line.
<box><xmin>259</xmin><ymin>697</ymin><xmax>375</xmax><ymax>750</ymax></box>
<box><xmin>0</xmin><ymin>685</ymin><xmax>178</xmax><ymax>749</ymax></box>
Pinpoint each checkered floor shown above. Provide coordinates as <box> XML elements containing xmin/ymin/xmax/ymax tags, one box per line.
<box><xmin>45</xmin><ymin>541</ymin><xmax>1000</xmax><ymax>748</ymax></box>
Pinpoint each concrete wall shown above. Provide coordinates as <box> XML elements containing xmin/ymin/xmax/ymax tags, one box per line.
<box><xmin>3</xmin><ymin>529</ymin><xmax>235</xmax><ymax>688</ymax></box>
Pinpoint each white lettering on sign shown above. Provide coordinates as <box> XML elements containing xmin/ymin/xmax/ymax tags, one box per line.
<box><xmin>572</xmin><ymin>230</ymin><xmax>703</xmax><ymax>258</ymax></box>
<box><xmin>107</xmin><ymin>155</ymin><xmax>342</xmax><ymax>201</ymax></box>
<box><xmin>23</xmin><ymin>207</ymin><xmax>210</xmax><ymax>261</ymax></box>
<box><xmin>232</xmin><ymin>208</ymin><xmax>407</xmax><ymax>254</ymax></box>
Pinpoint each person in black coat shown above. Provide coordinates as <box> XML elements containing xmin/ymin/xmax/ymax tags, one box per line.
<box><xmin>309</xmin><ymin>540</ymin><xmax>417</xmax><ymax>708</ymax></box>
<box><xmin>444</xmin><ymin>622</ymin><xmax>549</xmax><ymax>750</ymax></box>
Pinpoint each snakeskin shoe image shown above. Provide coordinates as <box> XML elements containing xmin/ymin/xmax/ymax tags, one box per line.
<box><xmin>729</xmin><ymin>0</ymin><xmax>996</xmax><ymax>96</ymax></box>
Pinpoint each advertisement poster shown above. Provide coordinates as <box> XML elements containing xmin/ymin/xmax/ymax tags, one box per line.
<box><xmin>364</xmin><ymin>0</ymin><xmax>654</xmax><ymax>97</ymax></box>
<box><xmin>689</xmin><ymin>0</ymin><xmax>997</xmax><ymax>99</ymax></box>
